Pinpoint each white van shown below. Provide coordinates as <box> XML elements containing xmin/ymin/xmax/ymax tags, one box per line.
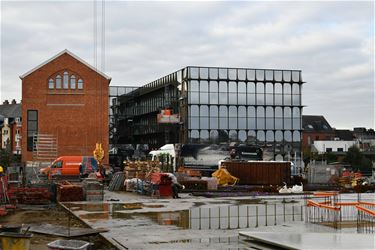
<box><xmin>148</xmin><ymin>144</ymin><xmax>177</xmax><ymax>171</ymax></box>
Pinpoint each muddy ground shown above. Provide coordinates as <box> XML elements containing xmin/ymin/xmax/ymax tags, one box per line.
<box><xmin>0</xmin><ymin>205</ymin><xmax>117</xmax><ymax>250</ymax></box>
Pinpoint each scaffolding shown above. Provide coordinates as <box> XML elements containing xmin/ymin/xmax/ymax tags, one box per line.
<box><xmin>32</xmin><ymin>133</ymin><xmax>58</xmax><ymax>162</ymax></box>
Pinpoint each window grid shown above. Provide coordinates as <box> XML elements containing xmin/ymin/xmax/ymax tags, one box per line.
<box><xmin>187</xmin><ymin>67</ymin><xmax>303</xmax><ymax>148</ymax></box>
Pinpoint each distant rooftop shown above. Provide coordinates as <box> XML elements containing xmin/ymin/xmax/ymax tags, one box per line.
<box><xmin>0</xmin><ymin>100</ymin><xmax>21</xmax><ymax>118</ymax></box>
<box><xmin>302</xmin><ymin>115</ymin><xmax>333</xmax><ymax>132</ymax></box>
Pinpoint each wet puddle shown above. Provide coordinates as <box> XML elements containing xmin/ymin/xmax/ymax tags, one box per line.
<box><xmin>66</xmin><ymin>201</ymin><xmax>304</xmax><ymax>230</ymax></box>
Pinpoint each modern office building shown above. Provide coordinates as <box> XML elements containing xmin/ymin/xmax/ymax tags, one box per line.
<box><xmin>113</xmin><ymin>66</ymin><xmax>304</xmax><ymax>161</ymax></box>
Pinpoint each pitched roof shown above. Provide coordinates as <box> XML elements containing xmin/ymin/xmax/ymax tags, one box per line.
<box><xmin>0</xmin><ymin>104</ymin><xmax>21</xmax><ymax>118</ymax></box>
<box><xmin>19</xmin><ymin>49</ymin><xmax>111</xmax><ymax>81</ymax></box>
<box><xmin>302</xmin><ymin>115</ymin><xmax>333</xmax><ymax>132</ymax></box>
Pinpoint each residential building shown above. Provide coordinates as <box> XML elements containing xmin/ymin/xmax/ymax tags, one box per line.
<box><xmin>20</xmin><ymin>49</ymin><xmax>111</xmax><ymax>163</ymax></box>
<box><xmin>302</xmin><ymin>115</ymin><xmax>334</xmax><ymax>150</ymax></box>
<box><xmin>312</xmin><ymin>140</ymin><xmax>357</xmax><ymax>154</ymax></box>
<box><xmin>0</xmin><ymin>100</ymin><xmax>22</xmax><ymax>154</ymax></box>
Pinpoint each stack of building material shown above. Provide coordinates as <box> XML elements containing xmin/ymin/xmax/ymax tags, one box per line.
<box><xmin>82</xmin><ymin>179</ymin><xmax>103</xmax><ymax>201</ymax></box>
<box><xmin>57</xmin><ymin>181</ymin><xmax>84</xmax><ymax>202</ymax></box>
<box><xmin>108</xmin><ymin>172</ymin><xmax>125</xmax><ymax>191</ymax></box>
<box><xmin>8</xmin><ymin>187</ymin><xmax>52</xmax><ymax>204</ymax></box>
<box><xmin>124</xmin><ymin>161</ymin><xmax>161</xmax><ymax>181</ymax></box>
<box><xmin>124</xmin><ymin>178</ymin><xmax>150</xmax><ymax>193</ymax></box>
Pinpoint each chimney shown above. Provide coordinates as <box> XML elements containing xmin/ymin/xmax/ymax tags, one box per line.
<box><xmin>11</xmin><ymin>99</ymin><xmax>16</xmax><ymax>104</ymax></box>
<box><xmin>3</xmin><ymin>100</ymin><xmax>9</xmax><ymax>105</ymax></box>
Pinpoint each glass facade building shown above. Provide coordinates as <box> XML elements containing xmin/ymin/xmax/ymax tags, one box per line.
<box><xmin>112</xmin><ymin>66</ymin><xmax>304</xmax><ymax>161</ymax></box>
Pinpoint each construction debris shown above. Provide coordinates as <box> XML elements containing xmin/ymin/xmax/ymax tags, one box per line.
<box><xmin>9</xmin><ymin>187</ymin><xmax>52</xmax><ymax>205</ymax></box>
<box><xmin>124</xmin><ymin>160</ymin><xmax>161</xmax><ymax>181</ymax></box>
<box><xmin>57</xmin><ymin>181</ymin><xmax>84</xmax><ymax>202</ymax></box>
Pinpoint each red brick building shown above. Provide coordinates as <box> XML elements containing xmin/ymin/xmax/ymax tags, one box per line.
<box><xmin>20</xmin><ymin>50</ymin><xmax>111</xmax><ymax>163</ymax></box>
<box><xmin>302</xmin><ymin>115</ymin><xmax>334</xmax><ymax>150</ymax></box>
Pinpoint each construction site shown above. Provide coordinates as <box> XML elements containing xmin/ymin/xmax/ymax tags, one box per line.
<box><xmin>0</xmin><ymin>1</ymin><xmax>374</xmax><ymax>250</ymax></box>
<box><xmin>0</xmin><ymin>137</ymin><xmax>374</xmax><ymax>249</ymax></box>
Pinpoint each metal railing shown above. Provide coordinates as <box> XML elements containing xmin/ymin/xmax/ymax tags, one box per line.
<box><xmin>356</xmin><ymin>205</ymin><xmax>375</xmax><ymax>233</ymax></box>
<box><xmin>188</xmin><ymin>203</ymin><xmax>304</xmax><ymax>230</ymax></box>
<box><xmin>306</xmin><ymin>192</ymin><xmax>375</xmax><ymax>233</ymax></box>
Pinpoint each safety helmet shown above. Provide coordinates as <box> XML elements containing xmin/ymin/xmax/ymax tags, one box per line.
<box><xmin>0</xmin><ymin>166</ymin><xmax>3</xmax><ymax>173</ymax></box>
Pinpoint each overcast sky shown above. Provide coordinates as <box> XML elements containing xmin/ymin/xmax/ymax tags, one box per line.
<box><xmin>1</xmin><ymin>1</ymin><xmax>374</xmax><ymax>129</ymax></box>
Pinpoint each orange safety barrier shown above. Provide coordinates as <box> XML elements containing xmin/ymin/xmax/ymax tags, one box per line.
<box><xmin>336</xmin><ymin>202</ymin><xmax>359</xmax><ymax>206</ymax></box>
<box><xmin>335</xmin><ymin>201</ymin><xmax>375</xmax><ymax>207</ymax></box>
<box><xmin>312</xmin><ymin>191</ymin><xmax>339</xmax><ymax>197</ymax></box>
<box><xmin>307</xmin><ymin>200</ymin><xmax>340</xmax><ymax>211</ymax></box>
<box><xmin>355</xmin><ymin>205</ymin><xmax>375</xmax><ymax>217</ymax></box>
<box><xmin>359</xmin><ymin>201</ymin><xmax>375</xmax><ymax>207</ymax></box>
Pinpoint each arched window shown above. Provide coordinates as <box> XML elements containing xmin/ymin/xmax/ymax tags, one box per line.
<box><xmin>55</xmin><ymin>75</ymin><xmax>62</xmax><ymax>89</ymax></box>
<box><xmin>257</xmin><ymin>131</ymin><xmax>265</xmax><ymax>143</ymax></box>
<box><xmin>210</xmin><ymin>130</ymin><xmax>219</xmax><ymax>142</ymax></box>
<box><xmin>48</xmin><ymin>79</ymin><xmax>54</xmax><ymax>89</ymax></box>
<box><xmin>275</xmin><ymin>130</ymin><xmax>283</xmax><ymax>142</ymax></box>
<box><xmin>63</xmin><ymin>71</ymin><xmax>69</xmax><ymax>89</ymax></box>
<box><xmin>238</xmin><ymin>130</ymin><xmax>247</xmax><ymax>142</ymax></box>
<box><xmin>266</xmin><ymin>131</ymin><xmax>274</xmax><ymax>142</ymax></box>
<box><xmin>70</xmin><ymin>75</ymin><xmax>76</xmax><ymax>89</ymax></box>
<box><xmin>78</xmin><ymin>79</ymin><xmax>84</xmax><ymax>89</ymax></box>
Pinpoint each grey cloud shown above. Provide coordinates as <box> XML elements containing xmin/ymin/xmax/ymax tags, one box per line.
<box><xmin>1</xmin><ymin>1</ymin><xmax>373</xmax><ymax>128</ymax></box>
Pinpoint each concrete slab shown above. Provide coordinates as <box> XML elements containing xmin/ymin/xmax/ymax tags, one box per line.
<box><xmin>27</xmin><ymin>223</ymin><xmax>107</xmax><ymax>237</ymax></box>
<box><xmin>239</xmin><ymin>232</ymin><xmax>375</xmax><ymax>250</ymax></box>
<box><xmin>62</xmin><ymin>192</ymin><xmax>375</xmax><ymax>249</ymax></box>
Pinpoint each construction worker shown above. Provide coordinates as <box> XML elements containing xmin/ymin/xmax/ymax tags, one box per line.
<box><xmin>165</xmin><ymin>173</ymin><xmax>185</xmax><ymax>198</ymax></box>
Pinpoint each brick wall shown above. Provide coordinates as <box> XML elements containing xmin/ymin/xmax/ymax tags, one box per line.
<box><xmin>21</xmin><ymin>52</ymin><xmax>110</xmax><ymax>163</ymax></box>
